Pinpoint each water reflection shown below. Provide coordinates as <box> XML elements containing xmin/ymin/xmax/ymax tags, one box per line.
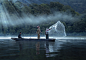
<box><xmin>18</xmin><ymin>42</ymin><xmax>23</xmax><ymax>51</ymax></box>
<box><xmin>45</xmin><ymin>40</ymin><xmax>63</xmax><ymax>57</ymax></box>
<box><xmin>54</xmin><ymin>39</ymin><xmax>86</xmax><ymax>60</ymax></box>
<box><xmin>0</xmin><ymin>39</ymin><xmax>86</xmax><ymax>60</ymax></box>
<box><xmin>17</xmin><ymin>40</ymin><xmax>61</xmax><ymax>58</ymax></box>
<box><xmin>36</xmin><ymin>42</ymin><xmax>40</xmax><ymax>55</ymax></box>
<box><xmin>45</xmin><ymin>41</ymin><xmax>49</xmax><ymax>57</ymax></box>
<box><xmin>17</xmin><ymin>40</ymin><xmax>63</xmax><ymax>58</ymax></box>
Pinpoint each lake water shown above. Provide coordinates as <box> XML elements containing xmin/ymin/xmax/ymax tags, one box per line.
<box><xmin>0</xmin><ymin>37</ymin><xmax>86</xmax><ymax>60</ymax></box>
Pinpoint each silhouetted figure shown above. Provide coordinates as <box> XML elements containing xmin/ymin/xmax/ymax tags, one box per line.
<box><xmin>36</xmin><ymin>26</ymin><xmax>41</xmax><ymax>39</ymax></box>
<box><xmin>45</xmin><ymin>28</ymin><xmax>52</xmax><ymax>39</ymax></box>
<box><xmin>18</xmin><ymin>32</ymin><xmax>22</xmax><ymax>38</ymax></box>
<box><xmin>2</xmin><ymin>25</ymin><xmax>4</xmax><ymax>33</ymax></box>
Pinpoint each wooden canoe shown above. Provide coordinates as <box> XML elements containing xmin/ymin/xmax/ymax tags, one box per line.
<box><xmin>11</xmin><ymin>38</ymin><xmax>55</xmax><ymax>42</ymax></box>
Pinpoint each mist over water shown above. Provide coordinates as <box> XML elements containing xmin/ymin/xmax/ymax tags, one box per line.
<box><xmin>0</xmin><ymin>0</ymin><xmax>80</xmax><ymax>28</ymax></box>
<box><xmin>0</xmin><ymin>6</ymin><xmax>78</xmax><ymax>27</ymax></box>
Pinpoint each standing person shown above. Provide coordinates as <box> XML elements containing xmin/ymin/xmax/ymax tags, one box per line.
<box><xmin>36</xmin><ymin>26</ymin><xmax>41</xmax><ymax>39</ymax></box>
<box><xmin>18</xmin><ymin>32</ymin><xmax>22</xmax><ymax>38</ymax></box>
<box><xmin>45</xmin><ymin>28</ymin><xmax>52</xmax><ymax>39</ymax></box>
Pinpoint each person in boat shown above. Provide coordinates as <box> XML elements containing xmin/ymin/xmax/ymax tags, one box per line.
<box><xmin>18</xmin><ymin>32</ymin><xmax>22</xmax><ymax>38</ymax></box>
<box><xmin>45</xmin><ymin>28</ymin><xmax>52</xmax><ymax>39</ymax></box>
<box><xmin>36</xmin><ymin>26</ymin><xmax>41</xmax><ymax>39</ymax></box>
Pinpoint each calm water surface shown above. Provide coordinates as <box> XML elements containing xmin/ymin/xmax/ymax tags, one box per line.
<box><xmin>0</xmin><ymin>37</ymin><xmax>86</xmax><ymax>60</ymax></box>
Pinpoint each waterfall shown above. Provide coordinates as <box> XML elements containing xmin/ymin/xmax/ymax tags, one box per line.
<box><xmin>49</xmin><ymin>21</ymin><xmax>66</xmax><ymax>37</ymax></box>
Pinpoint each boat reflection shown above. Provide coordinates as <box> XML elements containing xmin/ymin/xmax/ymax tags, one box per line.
<box><xmin>17</xmin><ymin>40</ymin><xmax>63</xmax><ymax>57</ymax></box>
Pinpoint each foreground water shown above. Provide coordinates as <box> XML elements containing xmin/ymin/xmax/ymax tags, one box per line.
<box><xmin>0</xmin><ymin>37</ymin><xmax>86</xmax><ymax>60</ymax></box>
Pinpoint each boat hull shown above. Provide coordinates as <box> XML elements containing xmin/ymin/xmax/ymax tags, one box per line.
<box><xmin>11</xmin><ymin>38</ymin><xmax>55</xmax><ymax>42</ymax></box>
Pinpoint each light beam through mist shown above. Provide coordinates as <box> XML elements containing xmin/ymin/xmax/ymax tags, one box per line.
<box><xmin>0</xmin><ymin>10</ymin><xmax>78</xmax><ymax>27</ymax></box>
<box><xmin>0</xmin><ymin>0</ymin><xmax>79</xmax><ymax>27</ymax></box>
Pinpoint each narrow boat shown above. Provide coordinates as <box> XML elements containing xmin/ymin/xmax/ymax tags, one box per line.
<box><xmin>11</xmin><ymin>38</ymin><xmax>55</xmax><ymax>42</ymax></box>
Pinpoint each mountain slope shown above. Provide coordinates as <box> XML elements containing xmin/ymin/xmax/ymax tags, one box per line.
<box><xmin>14</xmin><ymin>0</ymin><xmax>86</xmax><ymax>13</ymax></box>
